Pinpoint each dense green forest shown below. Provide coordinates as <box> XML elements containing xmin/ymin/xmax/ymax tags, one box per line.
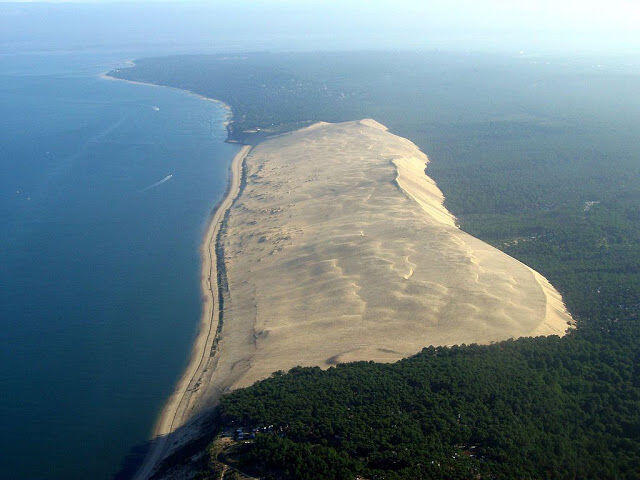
<box><xmin>215</xmin><ymin>338</ymin><xmax>639</xmax><ymax>480</ymax></box>
<box><xmin>113</xmin><ymin>53</ymin><xmax>640</xmax><ymax>479</ymax></box>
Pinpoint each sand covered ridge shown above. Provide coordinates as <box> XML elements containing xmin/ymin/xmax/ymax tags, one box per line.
<box><xmin>198</xmin><ymin>119</ymin><xmax>572</xmax><ymax>397</ymax></box>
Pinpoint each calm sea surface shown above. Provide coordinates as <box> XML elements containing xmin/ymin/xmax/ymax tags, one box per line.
<box><xmin>0</xmin><ymin>52</ymin><xmax>239</xmax><ymax>479</ymax></box>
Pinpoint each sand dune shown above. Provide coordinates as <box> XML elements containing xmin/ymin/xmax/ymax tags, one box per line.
<box><xmin>142</xmin><ymin>119</ymin><xmax>573</xmax><ymax>478</ymax></box>
<box><xmin>200</xmin><ymin>119</ymin><xmax>573</xmax><ymax>396</ymax></box>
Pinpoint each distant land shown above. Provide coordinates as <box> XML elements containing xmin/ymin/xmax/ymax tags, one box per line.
<box><xmin>110</xmin><ymin>52</ymin><xmax>640</xmax><ymax>479</ymax></box>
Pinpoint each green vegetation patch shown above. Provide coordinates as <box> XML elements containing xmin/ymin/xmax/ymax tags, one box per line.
<box><xmin>210</xmin><ymin>337</ymin><xmax>639</xmax><ymax>479</ymax></box>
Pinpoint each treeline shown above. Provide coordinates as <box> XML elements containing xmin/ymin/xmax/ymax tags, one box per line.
<box><xmin>212</xmin><ymin>337</ymin><xmax>639</xmax><ymax>479</ymax></box>
<box><xmin>113</xmin><ymin>53</ymin><xmax>640</xmax><ymax>479</ymax></box>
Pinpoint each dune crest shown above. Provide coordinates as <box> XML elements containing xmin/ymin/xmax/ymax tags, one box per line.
<box><xmin>200</xmin><ymin>119</ymin><xmax>572</xmax><ymax>399</ymax></box>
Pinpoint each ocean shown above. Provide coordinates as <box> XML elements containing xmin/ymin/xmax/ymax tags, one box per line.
<box><xmin>0</xmin><ymin>52</ymin><xmax>239</xmax><ymax>479</ymax></box>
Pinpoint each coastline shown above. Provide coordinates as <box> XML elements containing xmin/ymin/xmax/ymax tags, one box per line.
<box><xmin>133</xmin><ymin>144</ymin><xmax>251</xmax><ymax>480</ymax></box>
<box><xmin>153</xmin><ymin>144</ymin><xmax>251</xmax><ymax>437</ymax></box>
<box><xmin>101</xmin><ymin>68</ymin><xmax>251</xmax><ymax>478</ymax></box>
<box><xmin>100</xmin><ymin>68</ymin><xmax>234</xmax><ymax>129</ymax></box>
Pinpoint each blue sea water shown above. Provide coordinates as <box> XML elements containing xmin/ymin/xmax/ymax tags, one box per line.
<box><xmin>0</xmin><ymin>52</ymin><xmax>239</xmax><ymax>479</ymax></box>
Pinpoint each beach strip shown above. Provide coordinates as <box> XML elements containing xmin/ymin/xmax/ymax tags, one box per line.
<box><xmin>133</xmin><ymin>144</ymin><xmax>251</xmax><ymax>480</ymax></box>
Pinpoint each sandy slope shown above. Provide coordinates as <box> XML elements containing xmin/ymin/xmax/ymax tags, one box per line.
<box><xmin>200</xmin><ymin>119</ymin><xmax>572</xmax><ymax>395</ymax></box>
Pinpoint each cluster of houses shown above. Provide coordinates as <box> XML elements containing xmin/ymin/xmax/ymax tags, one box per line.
<box><xmin>222</xmin><ymin>424</ymin><xmax>276</xmax><ymax>442</ymax></box>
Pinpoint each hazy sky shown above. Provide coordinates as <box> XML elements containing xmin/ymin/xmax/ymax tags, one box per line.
<box><xmin>1</xmin><ymin>0</ymin><xmax>639</xmax><ymax>55</ymax></box>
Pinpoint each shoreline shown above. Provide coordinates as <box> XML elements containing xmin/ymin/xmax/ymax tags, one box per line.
<box><xmin>133</xmin><ymin>144</ymin><xmax>251</xmax><ymax>480</ymax></box>
<box><xmin>101</xmin><ymin>68</ymin><xmax>252</xmax><ymax>478</ymax></box>
<box><xmin>100</xmin><ymin>68</ymin><xmax>234</xmax><ymax>131</ymax></box>
<box><xmin>153</xmin><ymin>143</ymin><xmax>251</xmax><ymax>437</ymax></box>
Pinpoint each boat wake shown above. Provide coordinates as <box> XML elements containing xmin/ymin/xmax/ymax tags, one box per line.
<box><xmin>141</xmin><ymin>174</ymin><xmax>173</xmax><ymax>192</ymax></box>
